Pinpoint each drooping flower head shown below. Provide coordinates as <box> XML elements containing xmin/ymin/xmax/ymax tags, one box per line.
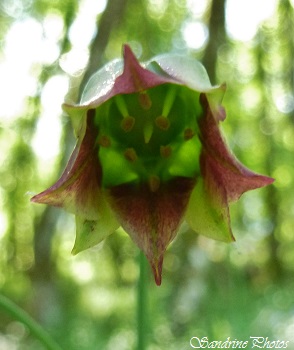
<box><xmin>31</xmin><ymin>45</ymin><xmax>274</xmax><ymax>285</ymax></box>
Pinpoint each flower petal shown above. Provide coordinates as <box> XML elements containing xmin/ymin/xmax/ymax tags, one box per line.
<box><xmin>72</xmin><ymin>213</ymin><xmax>119</xmax><ymax>255</ymax></box>
<box><xmin>80</xmin><ymin>59</ymin><xmax>124</xmax><ymax>106</ymax></box>
<box><xmin>108</xmin><ymin>177</ymin><xmax>195</xmax><ymax>285</ymax></box>
<box><xmin>63</xmin><ymin>45</ymin><xmax>174</xmax><ymax>136</ymax></box>
<box><xmin>31</xmin><ymin>110</ymin><xmax>107</xmax><ymax>220</ymax></box>
<box><xmin>148</xmin><ymin>53</ymin><xmax>213</xmax><ymax>92</ymax></box>
<box><xmin>63</xmin><ymin>60</ymin><xmax>124</xmax><ymax>136</ymax></box>
<box><xmin>199</xmin><ymin>94</ymin><xmax>274</xmax><ymax>202</ymax></box>
<box><xmin>112</xmin><ymin>45</ymin><xmax>173</xmax><ymax>94</ymax></box>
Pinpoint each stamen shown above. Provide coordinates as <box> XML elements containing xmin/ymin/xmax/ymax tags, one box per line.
<box><xmin>143</xmin><ymin>120</ymin><xmax>153</xmax><ymax>144</ymax></box>
<box><xmin>116</xmin><ymin>95</ymin><xmax>136</xmax><ymax>132</ymax></box>
<box><xmin>160</xmin><ymin>145</ymin><xmax>172</xmax><ymax>158</ymax></box>
<box><xmin>121</xmin><ymin>116</ymin><xmax>135</xmax><ymax>132</ymax></box>
<box><xmin>148</xmin><ymin>175</ymin><xmax>160</xmax><ymax>192</ymax></box>
<box><xmin>124</xmin><ymin>148</ymin><xmax>138</xmax><ymax>162</ymax></box>
<box><xmin>184</xmin><ymin>128</ymin><xmax>195</xmax><ymax>140</ymax></box>
<box><xmin>155</xmin><ymin>116</ymin><xmax>170</xmax><ymax>130</ymax></box>
<box><xmin>154</xmin><ymin>87</ymin><xmax>176</xmax><ymax>131</ymax></box>
<box><xmin>115</xmin><ymin>95</ymin><xmax>129</xmax><ymax>117</ymax></box>
<box><xmin>97</xmin><ymin>135</ymin><xmax>111</xmax><ymax>147</ymax></box>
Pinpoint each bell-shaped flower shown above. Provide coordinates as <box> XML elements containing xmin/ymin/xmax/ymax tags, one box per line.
<box><xmin>31</xmin><ymin>45</ymin><xmax>274</xmax><ymax>285</ymax></box>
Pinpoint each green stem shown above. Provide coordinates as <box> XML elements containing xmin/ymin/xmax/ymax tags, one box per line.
<box><xmin>137</xmin><ymin>251</ymin><xmax>149</xmax><ymax>350</ymax></box>
<box><xmin>0</xmin><ymin>294</ymin><xmax>63</xmax><ymax>350</ymax></box>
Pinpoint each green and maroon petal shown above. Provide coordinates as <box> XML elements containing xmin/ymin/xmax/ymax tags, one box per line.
<box><xmin>108</xmin><ymin>177</ymin><xmax>195</xmax><ymax>285</ymax></box>
<box><xmin>31</xmin><ymin>110</ymin><xmax>104</xmax><ymax>220</ymax></box>
<box><xmin>198</xmin><ymin>94</ymin><xmax>274</xmax><ymax>202</ymax></box>
<box><xmin>186</xmin><ymin>151</ymin><xmax>233</xmax><ymax>243</ymax></box>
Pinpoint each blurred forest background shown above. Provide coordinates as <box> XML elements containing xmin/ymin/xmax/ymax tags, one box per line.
<box><xmin>0</xmin><ymin>0</ymin><xmax>294</xmax><ymax>349</ymax></box>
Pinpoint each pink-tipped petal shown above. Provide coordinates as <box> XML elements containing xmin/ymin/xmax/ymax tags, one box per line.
<box><xmin>31</xmin><ymin>110</ymin><xmax>101</xmax><ymax>219</ymax></box>
<box><xmin>112</xmin><ymin>45</ymin><xmax>173</xmax><ymax>95</ymax></box>
<box><xmin>32</xmin><ymin>110</ymin><xmax>119</xmax><ymax>251</ymax></box>
<box><xmin>199</xmin><ymin>94</ymin><xmax>274</xmax><ymax>202</ymax></box>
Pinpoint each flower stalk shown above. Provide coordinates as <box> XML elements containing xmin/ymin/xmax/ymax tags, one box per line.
<box><xmin>137</xmin><ymin>251</ymin><xmax>149</xmax><ymax>350</ymax></box>
<box><xmin>0</xmin><ymin>294</ymin><xmax>63</xmax><ymax>350</ymax></box>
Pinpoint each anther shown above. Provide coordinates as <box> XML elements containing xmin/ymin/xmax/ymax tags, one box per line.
<box><xmin>184</xmin><ymin>128</ymin><xmax>195</xmax><ymax>140</ymax></box>
<box><xmin>160</xmin><ymin>145</ymin><xmax>172</xmax><ymax>158</ymax></box>
<box><xmin>121</xmin><ymin>116</ymin><xmax>135</xmax><ymax>132</ymax></box>
<box><xmin>124</xmin><ymin>148</ymin><xmax>138</xmax><ymax>162</ymax></box>
<box><xmin>148</xmin><ymin>175</ymin><xmax>160</xmax><ymax>192</ymax></box>
<box><xmin>97</xmin><ymin>135</ymin><xmax>111</xmax><ymax>147</ymax></box>
<box><xmin>116</xmin><ymin>96</ymin><xmax>136</xmax><ymax>132</ymax></box>
<box><xmin>155</xmin><ymin>116</ymin><xmax>170</xmax><ymax>130</ymax></box>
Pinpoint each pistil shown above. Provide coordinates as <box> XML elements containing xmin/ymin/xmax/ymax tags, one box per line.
<box><xmin>143</xmin><ymin>119</ymin><xmax>154</xmax><ymax>144</ymax></box>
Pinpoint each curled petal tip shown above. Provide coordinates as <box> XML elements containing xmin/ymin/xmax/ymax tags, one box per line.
<box><xmin>151</xmin><ymin>257</ymin><xmax>163</xmax><ymax>286</ymax></box>
<box><xmin>71</xmin><ymin>248</ymin><xmax>78</xmax><ymax>256</ymax></box>
<box><xmin>30</xmin><ymin>195</ymin><xmax>37</xmax><ymax>203</ymax></box>
<box><xmin>122</xmin><ymin>44</ymin><xmax>133</xmax><ymax>57</ymax></box>
<box><xmin>30</xmin><ymin>192</ymin><xmax>49</xmax><ymax>205</ymax></box>
<box><xmin>30</xmin><ymin>192</ymin><xmax>40</xmax><ymax>203</ymax></box>
<box><xmin>117</xmin><ymin>44</ymin><xmax>169</xmax><ymax>93</ymax></box>
<box><xmin>154</xmin><ymin>274</ymin><xmax>162</xmax><ymax>286</ymax></box>
<box><xmin>264</xmin><ymin>175</ymin><xmax>275</xmax><ymax>186</ymax></box>
<box><xmin>122</xmin><ymin>44</ymin><xmax>141</xmax><ymax>71</ymax></box>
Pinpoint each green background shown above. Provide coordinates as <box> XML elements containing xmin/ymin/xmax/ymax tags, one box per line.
<box><xmin>0</xmin><ymin>0</ymin><xmax>293</xmax><ymax>349</ymax></box>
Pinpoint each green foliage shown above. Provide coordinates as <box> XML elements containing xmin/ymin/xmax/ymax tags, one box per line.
<box><xmin>0</xmin><ymin>0</ymin><xmax>294</xmax><ymax>349</ymax></box>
